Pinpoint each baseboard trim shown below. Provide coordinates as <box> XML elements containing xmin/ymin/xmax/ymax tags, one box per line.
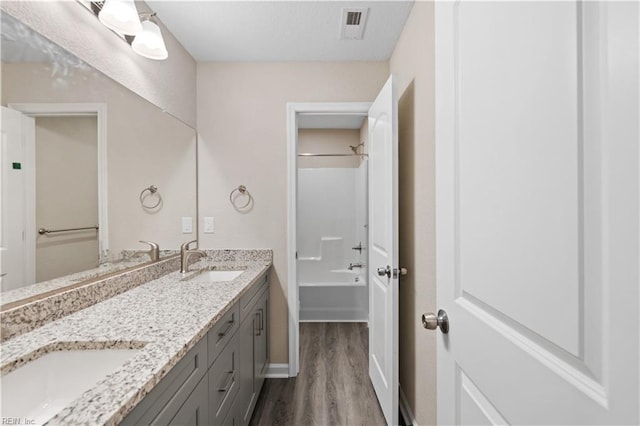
<box><xmin>265</xmin><ymin>363</ymin><xmax>290</xmax><ymax>378</ymax></box>
<box><xmin>299</xmin><ymin>308</ymin><xmax>368</xmax><ymax>322</ymax></box>
<box><xmin>399</xmin><ymin>385</ymin><xmax>418</xmax><ymax>426</ymax></box>
<box><xmin>299</xmin><ymin>319</ymin><xmax>368</xmax><ymax>323</ymax></box>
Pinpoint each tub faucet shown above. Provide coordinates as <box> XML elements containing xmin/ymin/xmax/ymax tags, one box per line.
<box><xmin>139</xmin><ymin>240</ymin><xmax>160</xmax><ymax>262</ymax></box>
<box><xmin>348</xmin><ymin>262</ymin><xmax>364</xmax><ymax>270</ymax></box>
<box><xmin>180</xmin><ymin>240</ymin><xmax>206</xmax><ymax>273</ymax></box>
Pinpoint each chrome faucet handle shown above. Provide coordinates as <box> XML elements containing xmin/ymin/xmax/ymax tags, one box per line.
<box><xmin>139</xmin><ymin>240</ymin><xmax>159</xmax><ymax>250</ymax></box>
<box><xmin>180</xmin><ymin>240</ymin><xmax>197</xmax><ymax>252</ymax></box>
<box><xmin>181</xmin><ymin>249</ymin><xmax>207</xmax><ymax>273</ymax></box>
<box><xmin>139</xmin><ymin>240</ymin><xmax>160</xmax><ymax>261</ymax></box>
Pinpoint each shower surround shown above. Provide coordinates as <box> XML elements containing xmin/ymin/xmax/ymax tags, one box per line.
<box><xmin>297</xmin><ymin>165</ymin><xmax>368</xmax><ymax>321</ymax></box>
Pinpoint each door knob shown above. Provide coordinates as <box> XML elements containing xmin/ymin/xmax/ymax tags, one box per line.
<box><xmin>377</xmin><ymin>265</ymin><xmax>391</xmax><ymax>278</ymax></box>
<box><xmin>422</xmin><ymin>309</ymin><xmax>449</xmax><ymax>334</ymax></box>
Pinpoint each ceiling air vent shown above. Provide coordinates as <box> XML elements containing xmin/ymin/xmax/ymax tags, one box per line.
<box><xmin>340</xmin><ymin>8</ymin><xmax>369</xmax><ymax>40</ymax></box>
<box><xmin>346</xmin><ymin>11</ymin><xmax>362</xmax><ymax>26</ymax></box>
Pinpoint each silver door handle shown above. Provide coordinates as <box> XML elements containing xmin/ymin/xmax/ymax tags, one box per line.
<box><xmin>377</xmin><ymin>265</ymin><xmax>391</xmax><ymax>278</ymax></box>
<box><xmin>422</xmin><ymin>309</ymin><xmax>449</xmax><ymax>334</ymax></box>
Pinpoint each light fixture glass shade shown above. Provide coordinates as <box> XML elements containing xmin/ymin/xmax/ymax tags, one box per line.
<box><xmin>98</xmin><ymin>0</ymin><xmax>142</xmax><ymax>36</ymax></box>
<box><xmin>132</xmin><ymin>19</ymin><xmax>169</xmax><ymax>60</ymax></box>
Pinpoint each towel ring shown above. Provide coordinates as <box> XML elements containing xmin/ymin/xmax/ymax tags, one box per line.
<box><xmin>229</xmin><ymin>185</ymin><xmax>252</xmax><ymax>209</ymax></box>
<box><xmin>140</xmin><ymin>185</ymin><xmax>162</xmax><ymax>209</ymax></box>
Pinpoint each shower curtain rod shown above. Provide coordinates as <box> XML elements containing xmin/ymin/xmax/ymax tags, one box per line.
<box><xmin>297</xmin><ymin>153</ymin><xmax>368</xmax><ymax>157</ymax></box>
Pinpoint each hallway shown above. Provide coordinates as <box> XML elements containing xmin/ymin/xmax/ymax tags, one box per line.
<box><xmin>250</xmin><ymin>322</ymin><xmax>387</xmax><ymax>425</ymax></box>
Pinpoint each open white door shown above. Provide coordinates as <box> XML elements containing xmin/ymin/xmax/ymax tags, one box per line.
<box><xmin>1</xmin><ymin>106</ymin><xmax>35</xmax><ymax>291</ymax></box>
<box><xmin>435</xmin><ymin>1</ymin><xmax>639</xmax><ymax>424</ymax></box>
<box><xmin>368</xmin><ymin>75</ymin><xmax>399</xmax><ymax>425</ymax></box>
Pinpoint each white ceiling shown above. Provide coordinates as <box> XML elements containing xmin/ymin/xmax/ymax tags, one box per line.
<box><xmin>147</xmin><ymin>1</ymin><xmax>414</xmax><ymax>62</ymax></box>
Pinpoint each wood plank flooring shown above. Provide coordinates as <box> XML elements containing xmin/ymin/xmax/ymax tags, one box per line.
<box><xmin>249</xmin><ymin>322</ymin><xmax>387</xmax><ymax>426</ymax></box>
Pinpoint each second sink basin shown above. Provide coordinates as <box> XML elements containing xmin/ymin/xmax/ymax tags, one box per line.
<box><xmin>201</xmin><ymin>270</ymin><xmax>244</xmax><ymax>281</ymax></box>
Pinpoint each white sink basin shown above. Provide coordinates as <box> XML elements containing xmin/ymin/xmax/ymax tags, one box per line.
<box><xmin>1</xmin><ymin>348</ymin><xmax>140</xmax><ymax>424</ymax></box>
<box><xmin>201</xmin><ymin>270</ymin><xmax>244</xmax><ymax>281</ymax></box>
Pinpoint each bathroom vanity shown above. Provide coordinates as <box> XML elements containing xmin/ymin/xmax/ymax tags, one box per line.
<box><xmin>121</xmin><ymin>268</ymin><xmax>269</xmax><ymax>426</ymax></box>
<box><xmin>0</xmin><ymin>250</ymin><xmax>272</xmax><ymax>425</ymax></box>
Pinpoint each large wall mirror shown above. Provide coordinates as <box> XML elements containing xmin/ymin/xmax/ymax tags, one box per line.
<box><xmin>0</xmin><ymin>12</ymin><xmax>197</xmax><ymax>304</ymax></box>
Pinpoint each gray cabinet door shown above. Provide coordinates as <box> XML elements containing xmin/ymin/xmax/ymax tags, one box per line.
<box><xmin>168</xmin><ymin>377</ymin><xmax>209</xmax><ymax>426</ymax></box>
<box><xmin>236</xmin><ymin>310</ymin><xmax>256</xmax><ymax>426</ymax></box>
<box><xmin>253</xmin><ymin>289</ymin><xmax>269</xmax><ymax>395</ymax></box>
<box><xmin>122</xmin><ymin>338</ymin><xmax>208</xmax><ymax>426</ymax></box>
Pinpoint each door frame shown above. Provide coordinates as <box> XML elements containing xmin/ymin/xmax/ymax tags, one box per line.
<box><xmin>286</xmin><ymin>101</ymin><xmax>371</xmax><ymax>377</ymax></box>
<box><xmin>8</xmin><ymin>102</ymin><xmax>108</xmax><ymax>259</ymax></box>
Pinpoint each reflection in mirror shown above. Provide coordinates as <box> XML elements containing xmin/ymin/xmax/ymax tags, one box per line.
<box><xmin>0</xmin><ymin>12</ymin><xmax>197</xmax><ymax>304</ymax></box>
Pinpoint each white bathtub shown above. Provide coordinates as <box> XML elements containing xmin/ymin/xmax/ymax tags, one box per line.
<box><xmin>298</xmin><ymin>266</ymin><xmax>368</xmax><ymax>322</ymax></box>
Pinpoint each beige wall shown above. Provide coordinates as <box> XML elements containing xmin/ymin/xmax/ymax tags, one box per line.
<box><xmin>298</xmin><ymin>129</ymin><xmax>361</xmax><ymax>168</ymax></box>
<box><xmin>197</xmin><ymin>61</ymin><xmax>389</xmax><ymax>362</ymax></box>
<box><xmin>390</xmin><ymin>2</ymin><xmax>437</xmax><ymax>424</ymax></box>
<box><xmin>2</xmin><ymin>62</ymin><xmax>197</xmax><ymax>259</ymax></box>
<box><xmin>0</xmin><ymin>1</ymin><xmax>197</xmax><ymax>127</ymax></box>
<box><xmin>35</xmin><ymin>116</ymin><xmax>99</xmax><ymax>281</ymax></box>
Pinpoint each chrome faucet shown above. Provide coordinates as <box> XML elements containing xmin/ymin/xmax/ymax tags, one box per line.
<box><xmin>348</xmin><ymin>262</ymin><xmax>365</xmax><ymax>270</ymax></box>
<box><xmin>180</xmin><ymin>240</ymin><xmax>206</xmax><ymax>273</ymax></box>
<box><xmin>139</xmin><ymin>240</ymin><xmax>160</xmax><ymax>262</ymax></box>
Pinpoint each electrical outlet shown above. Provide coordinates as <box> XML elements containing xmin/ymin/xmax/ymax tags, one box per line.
<box><xmin>182</xmin><ymin>217</ymin><xmax>193</xmax><ymax>234</ymax></box>
<box><xmin>204</xmin><ymin>217</ymin><xmax>215</xmax><ymax>233</ymax></box>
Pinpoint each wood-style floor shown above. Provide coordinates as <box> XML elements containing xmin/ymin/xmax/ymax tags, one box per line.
<box><xmin>249</xmin><ymin>322</ymin><xmax>387</xmax><ymax>426</ymax></box>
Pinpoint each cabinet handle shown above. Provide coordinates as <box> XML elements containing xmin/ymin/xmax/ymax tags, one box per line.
<box><xmin>217</xmin><ymin>314</ymin><xmax>235</xmax><ymax>338</ymax></box>
<box><xmin>217</xmin><ymin>370</ymin><xmax>235</xmax><ymax>393</ymax></box>
<box><xmin>258</xmin><ymin>308</ymin><xmax>264</xmax><ymax>331</ymax></box>
<box><xmin>255</xmin><ymin>311</ymin><xmax>261</xmax><ymax>336</ymax></box>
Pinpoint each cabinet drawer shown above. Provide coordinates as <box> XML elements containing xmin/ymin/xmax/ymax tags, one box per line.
<box><xmin>239</xmin><ymin>273</ymin><xmax>268</xmax><ymax>322</ymax></box>
<box><xmin>208</xmin><ymin>303</ymin><xmax>239</xmax><ymax>366</ymax></box>
<box><xmin>209</xmin><ymin>338</ymin><xmax>239</xmax><ymax>424</ymax></box>
<box><xmin>121</xmin><ymin>338</ymin><xmax>208</xmax><ymax>426</ymax></box>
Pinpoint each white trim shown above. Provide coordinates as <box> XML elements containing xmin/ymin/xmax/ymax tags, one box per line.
<box><xmin>300</xmin><ymin>319</ymin><xmax>368</xmax><ymax>323</ymax></box>
<box><xmin>23</xmin><ymin>116</ymin><xmax>36</xmax><ymax>285</ymax></box>
<box><xmin>286</xmin><ymin>103</ymin><xmax>298</xmax><ymax>378</ymax></box>
<box><xmin>7</xmin><ymin>103</ymin><xmax>109</xmax><ymax>257</ymax></box>
<box><xmin>286</xmin><ymin>102</ymin><xmax>371</xmax><ymax>378</ymax></box>
<box><xmin>399</xmin><ymin>385</ymin><xmax>418</xmax><ymax>426</ymax></box>
<box><xmin>265</xmin><ymin>363</ymin><xmax>290</xmax><ymax>378</ymax></box>
<box><xmin>299</xmin><ymin>308</ymin><xmax>368</xmax><ymax>322</ymax></box>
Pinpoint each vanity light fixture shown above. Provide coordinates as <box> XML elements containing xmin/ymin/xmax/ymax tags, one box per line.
<box><xmin>98</xmin><ymin>0</ymin><xmax>142</xmax><ymax>36</ymax></box>
<box><xmin>131</xmin><ymin>14</ymin><xmax>168</xmax><ymax>60</ymax></box>
<box><xmin>90</xmin><ymin>1</ymin><xmax>169</xmax><ymax>60</ymax></box>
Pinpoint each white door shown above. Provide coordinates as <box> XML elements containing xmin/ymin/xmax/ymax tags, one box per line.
<box><xmin>368</xmin><ymin>75</ymin><xmax>399</xmax><ymax>425</ymax></box>
<box><xmin>435</xmin><ymin>1</ymin><xmax>639</xmax><ymax>424</ymax></box>
<box><xmin>1</xmin><ymin>106</ymin><xmax>35</xmax><ymax>291</ymax></box>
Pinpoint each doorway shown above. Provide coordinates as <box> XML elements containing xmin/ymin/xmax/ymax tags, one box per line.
<box><xmin>286</xmin><ymin>102</ymin><xmax>372</xmax><ymax>377</ymax></box>
<box><xmin>3</xmin><ymin>103</ymin><xmax>107</xmax><ymax>289</ymax></box>
<box><xmin>287</xmin><ymin>77</ymin><xmax>399</xmax><ymax>425</ymax></box>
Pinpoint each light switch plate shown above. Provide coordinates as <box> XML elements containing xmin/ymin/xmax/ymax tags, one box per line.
<box><xmin>204</xmin><ymin>217</ymin><xmax>215</xmax><ymax>234</ymax></box>
<box><xmin>182</xmin><ymin>217</ymin><xmax>193</xmax><ymax>234</ymax></box>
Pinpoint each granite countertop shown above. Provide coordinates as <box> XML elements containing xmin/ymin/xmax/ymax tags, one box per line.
<box><xmin>0</xmin><ymin>257</ymin><xmax>271</xmax><ymax>425</ymax></box>
<box><xmin>1</xmin><ymin>259</ymin><xmax>151</xmax><ymax>306</ymax></box>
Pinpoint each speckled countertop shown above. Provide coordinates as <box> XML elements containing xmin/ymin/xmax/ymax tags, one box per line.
<box><xmin>0</xmin><ymin>256</ymin><xmax>271</xmax><ymax>425</ymax></box>
<box><xmin>1</xmin><ymin>259</ymin><xmax>148</xmax><ymax>306</ymax></box>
